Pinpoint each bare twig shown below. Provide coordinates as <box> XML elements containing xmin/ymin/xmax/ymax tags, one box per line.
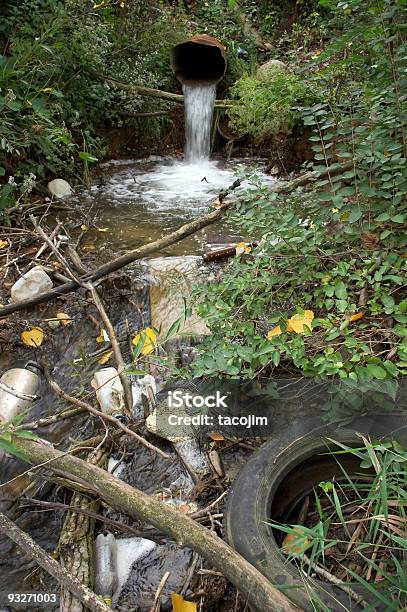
<box><xmin>150</xmin><ymin>571</ymin><xmax>171</xmax><ymax>612</ymax></box>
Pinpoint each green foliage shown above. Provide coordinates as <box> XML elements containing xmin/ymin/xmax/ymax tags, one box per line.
<box><xmin>192</xmin><ymin>0</ymin><xmax>407</xmax><ymax>381</ymax></box>
<box><xmin>228</xmin><ymin>65</ymin><xmax>312</xmax><ymax>139</ymax></box>
<box><xmin>0</xmin><ymin>409</ymin><xmax>38</xmax><ymax>462</ymax></box>
<box><xmin>0</xmin><ymin>0</ymin><xmax>190</xmax><ymax>218</ymax></box>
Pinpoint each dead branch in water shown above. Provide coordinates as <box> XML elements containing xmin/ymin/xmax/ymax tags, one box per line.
<box><xmin>30</xmin><ymin>217</ymin><xmax>134</xmax><ymax>416</ymax></box>
<box><xmin>0</xmin><ymin>165</ymin><xmax>350</xmax><ymax>319</ymax></box>
<box><xmin>0</xmin><ymin>179</ymin><xmax>241</xmax><ymax>317</ymax></box>
<box><xmin>9</xmin><ymin>435</ymin><xmax>301</xmax><ymax>612</ymax></box>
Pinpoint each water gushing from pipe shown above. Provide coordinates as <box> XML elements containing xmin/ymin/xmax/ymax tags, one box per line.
<box><xmin>182</xmin><ymin>83</ymin><xmax>216</xmax><ymax>163</ymax></box>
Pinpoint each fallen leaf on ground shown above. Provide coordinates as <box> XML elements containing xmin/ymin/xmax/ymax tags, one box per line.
<box><xmin>132</xmin><ymin>327</ymin><xmax>157</xmax><ymax>355</ymax></box>
<box><xmin>172</xmin><ymin>593</ymin><xmax>197</xmax><ymax>612</ymax></box>
<box><xmin>267</xmin><ymin>325</ymin><xmax>282</xmax><ymax>339</ymax></box>
<box><xmin>21</xmin><ymin>327</ymin><xmax>44</xmax><ymax>348</ymax></box>
<box><xmin>235</xmin><ymin>242</ymin><xmax>252</xmax><ymax>255</ymax></box>
<box><xmin>0</xmin><ymin>239</ymin><xmax>8</xmax><ymax>249</ymax></box>
<box><xmin>287</xmin><ymin>310</ymin><xmax>314</xmax><ymax>334</ymax></box>
<box><xmin>281</xmin><ymin>527</ymin><xmax>311</xmax><ymax>557</ymax></box>
<box><xmin>349</xmin><ymin>312</ymin><xmax>364</xmax><ymax>322</ymax></box>
<box><xmin>52</xmin><ymin>261</ymin><xmax>62</xmax><ymax>270</ymax></box>
<box><xmin>80</xmin><ymin>224</ymin><xmax>88</xmax><ymax>231</ymax></box>
<box><xmin>207</xmin><ymin>431</ymin><xmax>225</xmax><ymax>441</ymax></box>
<box><xmin>96</xmin><ymin>227</ymin><xmax>109</xmax><ymax>232</ymax></box>
<box><xmin>99</xmin><ymin>350</ymin><xmax>113</xmax><ymax>365</ymax></box>
<box><xmin>96</xmin><ymin>329</ymin><xmax>110</xmax><ymax>343</ymax></box>
<box><xmin>57</xmin><ymin>312</ymin><xmax>72</xmax><ymax>326</ymax></box>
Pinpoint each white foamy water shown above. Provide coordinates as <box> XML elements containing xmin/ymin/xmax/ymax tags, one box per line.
<box><xmin>183</xmin><ymin>83</ymin><xmax>216</xmax><ymax>162</ymax></box>
<box><xmin>95</xmin><ymin>157</ymin><xmax>274</xmax><ymax>208</ymax></box>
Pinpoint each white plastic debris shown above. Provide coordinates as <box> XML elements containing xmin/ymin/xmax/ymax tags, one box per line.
<box><xmin>113</xmin><ymin>537</ymin><xmax>156</xmax><ymax>603</ymax></box>
<box><xmin>47</xmin><ymin>178</ymin><xmax>72</xmax><ymax>198</ymax></box>
<box><xmin>131</xmin><ymin>374</ymin><xmax>157</xmax><ymax>417</ymax></box>
<box><xmin>10</xmin><ymin>266</ymin><xmax>53</xmax><ymax>303</ymax></box>
<box><xmin>107</xmin><ymin>456</ymin><xmax>126</xmax><ymax>478</ymax></box>
<box><xmin>94</xmin><ymin>534</ymin><xmax>117</xmax><ymax>605</ymax></box>
<box><xmin>91</xmin><ymin>367</ymin><xmax>125</xmax><ymax>417</ymax></box>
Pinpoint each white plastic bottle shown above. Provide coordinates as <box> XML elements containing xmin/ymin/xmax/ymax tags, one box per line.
<box><xmin>94</xmin><ymin>533</ymin><xmax>118</xmax><ymax>606</ymax></box>
<box><xmin>0</xmin><ymin>361</ymin><xmax>42</xmax><ymax>423</ymax></box>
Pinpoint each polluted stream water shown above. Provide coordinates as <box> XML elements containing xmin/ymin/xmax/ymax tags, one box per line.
<box><xmin>0</xmin><ymin>80</ymin><xmax>276</xmax><ymax>611</ymax></box>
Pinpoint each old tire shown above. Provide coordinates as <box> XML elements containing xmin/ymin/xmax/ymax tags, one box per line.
<box><xmin>224</xmin><ymin>413</ymin><xmax>407</xmax><ymax>611</ymax></box>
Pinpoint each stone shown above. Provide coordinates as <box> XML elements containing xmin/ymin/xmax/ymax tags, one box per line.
<box><xmin>257</xmin><ymin>59</ymin><xmax>287</xmax><ymax>75</ymax></box>
<box><xmin>47</xmin><ymin>178</ymin><xmax>72</xmax><ymax>198</ymax></box>
<box><xmin>10</xmin><ymin>266</ymin><xmax>53</xmax><ymax>303</ymax></box>
<box><xmin>148</xmin><ymin>256</ymin><xmax>210</xmax><ymax>337</ymax></box>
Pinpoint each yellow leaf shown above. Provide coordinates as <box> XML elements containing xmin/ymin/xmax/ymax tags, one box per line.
<box><xmin>132</xmin><ymin>327</ymin><xmax>157</xmax><ymax>355</ymax></box>
<box><xmin>235</xmin><ymin>242</ymin><xmax>251</xmax><ymax>255</ymax></box>
<box><xmin>21</xmin><ymin>327</ymin><xmax>44</xmax><ymax>348</ymax></box>
<box><xmin>172</xmin><ymin>593</ymin><xmax>197</xmax><ymax>612</ymax></box>
<box><xmin>80</xmin><ymin>224</ymin><xmax>88</xmax><ymax>231</ymax></box>
<box><xmin>282</xmin><ymin>527</ymin><xmax>311</xmax><ymax>557</ymax></box>
<box><xmin>267</xmin><ymin>325</ymin><xmax>282</xmax><ymax>339</ymax></box>
<box><xmin>96</xmin><ymin>329</ymin><xmax>109</xmax><ymax>343</ymax></box>
<box><xmin>349</xmin><ymin>312</ymin><xmax>364</xmax><ymax>322</ymax></box>
<box><xmin>52</xmin><ymin>260</ymin><xmax>62</xmax><ymax>270</ymax></box>
<box><xmin>99</xmin><ymin>350</ymin><xmax>113</xmax><ymax>365</ymax></box>
<box><xmin>56</xmin><ymin>312</ymin><xmax>72</xmax><ymax>326</ymax></box>
<box><xmin>287</xmin><ymin>310</ymin><xmax>314</xmax><ymax>334</ymax></box>
<box><xmin>97</xmin><ymin>227</ymin><xmax>109</xmax><ymax>233</ymax></box>
<box><xmin>0</xmin><ymin>240</ymin><xmax>8</xmax><ymax>249</ymax></box>
<box><xmin>207</xmin><ymin>431</ymin><xmax>225</xmax><ymax>441</ymax></box>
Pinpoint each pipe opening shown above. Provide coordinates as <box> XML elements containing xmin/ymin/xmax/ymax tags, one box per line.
<box><xmin>171</xmin><ymin>36</ymin><xmax>227</xmax><ymax>86</ymax></box>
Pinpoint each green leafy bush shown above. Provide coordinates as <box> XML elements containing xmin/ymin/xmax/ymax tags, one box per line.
<box><xmin>192</xmin><ymin>0</ymin><xmax>407</xmax><ymax>382</ymax></box>
<box><xmin>227</xmin><ymin>65</ymin><xmax>313</xmax><ymax>139</ymax></box>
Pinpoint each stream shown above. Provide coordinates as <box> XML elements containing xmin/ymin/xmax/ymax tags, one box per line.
<box><xmin>70</xmin><ymin>155</ymin><xmax>275</xmax><ymax>255</ymax></box>
<box><xmin>0</xmin><ymin>152</ymin><xmax>275</xmax><ymax>611</ymax></box>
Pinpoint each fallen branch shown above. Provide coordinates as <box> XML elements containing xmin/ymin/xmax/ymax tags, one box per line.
<box><xmin>0</xmin><ymin>183</ymin><xmax>238</xmax><ymax>317</ymax></box>
<box><xmin>0</xmin><ymin>166</ymin><xmax>351</xmax><ymax>319</ymax></box>
<box><xmin>0</xmin><ymin>511</ymin><xmax>110</xmax><ymax>612</ymax></box>
<box><xmin>10</xmin><ymin>435</ymin><xmax>301</xmax><ymax>612</ymax></box>
<box><xmin>88</xmin><ymin>71</ymin><xmax>233</xmax><ymax>108</ymax></box>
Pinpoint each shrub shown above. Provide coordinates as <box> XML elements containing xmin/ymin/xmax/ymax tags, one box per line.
<box><xmin>227</xmin><ymin>65</ymin><xmax>313</xmax><ymax>139</ymax></box>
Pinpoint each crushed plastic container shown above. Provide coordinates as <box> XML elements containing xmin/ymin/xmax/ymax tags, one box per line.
<box><xmin>0</xmin><ymin>361</ymin><xmax>42</xmax><ymax>423</ymax></box>
<box><xmin>10</xmin><ymin>266</ymin><xmax>53</xmax><ymax>303</ymax></box>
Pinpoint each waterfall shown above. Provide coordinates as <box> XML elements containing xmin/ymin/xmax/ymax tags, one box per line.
<box><xmin>182</xmin><ymin>83</ymin><xmax>216</xmax><ymax>163</ymax></box>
